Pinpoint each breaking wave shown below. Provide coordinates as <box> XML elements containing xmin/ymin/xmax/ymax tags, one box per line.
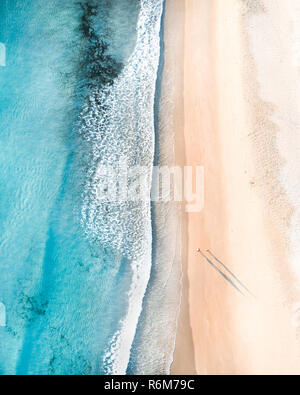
<box><xmin>80</xmin><ymin>0</ymin><xmax>164</xmax><ymax>374</ymax></box>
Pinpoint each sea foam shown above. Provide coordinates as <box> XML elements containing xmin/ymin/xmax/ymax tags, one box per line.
<box><xmin>80</xmin><ymin>0</ymin><xmax>164</xmax><ymax>374</ymax></box>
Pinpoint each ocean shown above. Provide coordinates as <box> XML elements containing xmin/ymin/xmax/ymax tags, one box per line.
<box><xmin>0</xmin><ymin>0</ymin><xmax>180</xmax><ymax>375</ymax></box>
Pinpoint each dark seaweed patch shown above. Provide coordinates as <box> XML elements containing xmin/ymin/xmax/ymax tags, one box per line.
<box><xmin>18</xmin><ymin>293</ymin><xmax>48</xmax><ymax>323</ymax></box>
<box><xmin>77</xmin><ymin>1</ymin><xmax>123</xmax><ymax>91</ymax></box>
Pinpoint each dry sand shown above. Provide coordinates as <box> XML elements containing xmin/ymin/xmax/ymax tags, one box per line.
<box><xmin>163</xmin><ymin>0</ymin><xmax>300</xmax><ymax>375</ymax></box>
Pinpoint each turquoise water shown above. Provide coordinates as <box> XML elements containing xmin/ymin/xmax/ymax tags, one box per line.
<box><xmin>0</xmin><ymin>0</ymin><xmax>167</xmax><ymax>375</ymax></box>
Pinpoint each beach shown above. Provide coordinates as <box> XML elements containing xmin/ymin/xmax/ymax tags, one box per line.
<box><xmin>164</xmin><ymin>0</ymin><xmax>300</xmax><ymax>374</ymax></box>
<box><xmin>1</xmin><ymin>0</ymin><xmax>300</xmax><ymax>376</ymax></box>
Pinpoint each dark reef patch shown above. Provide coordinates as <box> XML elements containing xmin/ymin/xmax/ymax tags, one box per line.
<box><xmin>77</xmin><ymin>1</ymin><xmax>123</xmax><ymax>92</ymax></box>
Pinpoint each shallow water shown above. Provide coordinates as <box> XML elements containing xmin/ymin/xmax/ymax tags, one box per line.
<box><xmin>0</xmin><ymin>0</ymin><xmax>178</xmax><ymax>375</ymax></box>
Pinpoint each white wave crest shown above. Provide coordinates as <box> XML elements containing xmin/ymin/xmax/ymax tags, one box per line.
<box><xmin>80</xmin><ymin>0</ymin><xmax>164</xmax><ymax>374</ymax></box>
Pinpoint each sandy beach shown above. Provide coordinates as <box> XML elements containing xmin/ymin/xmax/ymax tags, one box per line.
<box><xmin>163</xmin><ymin>0</ymin><xmax>300</xmax><ymax>374</ymax></box>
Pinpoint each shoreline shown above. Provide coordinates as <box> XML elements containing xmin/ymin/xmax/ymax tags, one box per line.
<box><xmin>160</xmin><ymin>0</ymin><xmax>197</xmax><ymax>375</ymax></box>
<box><xmin>128</xmin><ymin>0</ymin><xmax>185</xmax><ymax>374</ymax></box>
<box><xmin>164</xmin><ymin>0</ymin><xmax>300</xmax><ymax>374</ymax></box>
